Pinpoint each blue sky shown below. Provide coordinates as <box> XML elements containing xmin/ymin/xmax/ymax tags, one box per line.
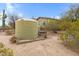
<box><xmin>0</xmin><ymin>3</ymin><xmax>72</xmax><ymax>25</ymax></box>
<box><xmin>0</xmin><ymin>3</ymin><xmax>72</xmax><ymax>18</ymax></box>
<box><xmin>14</xmin><ymin>3</ymin><xmax>71</xmax><ymax>18</ymax></box>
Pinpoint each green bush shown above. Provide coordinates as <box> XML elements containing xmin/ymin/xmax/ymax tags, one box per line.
<box><xmin>47</xmin><ymin>19</ymin><xmax>72</xmax><ymax>32</ymax></box>
<box><xmin>0</xmin><ymin>48</ymin><xmax>14</xmax><ymax>56</ymax></box>
<box><xmin>0</xmin><ymin>42</ymin><xmax>14</xmax><ymax>56</ymax></box>
<box><xmin>0</xmin><ymin>43</ymin><xmax>4</xmax><ymax>48</ymax></box>
<box><xmin>60</xmin><ymin>20</ymin><xmax>79</xmax><ymax>48</ymax></box>
<box><xmin>57</xmin><ymin>20</ymin><xmax>72</xmax><ymax>31</ymax></box>
<box><xmin>47</xmin><ymin>20</ymin><xmax>60</xmax><ymax>32</ymax></box>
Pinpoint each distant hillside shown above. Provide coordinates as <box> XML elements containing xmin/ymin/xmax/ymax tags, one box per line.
<box><xmin>32</xmin><ymin>17</ymin><xmax>58</xmax><ymax>20</ymax></box>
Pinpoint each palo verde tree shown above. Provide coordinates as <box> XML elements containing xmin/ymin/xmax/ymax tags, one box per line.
<box><xmin>59</xmin><ymin>4</ymin><xmax>79</xmax><ymax>48</ymax></box>
<box><xmin>61</xmin><ymin>4</ymin><xmax>79</xmax><ymax>22</ymax></box>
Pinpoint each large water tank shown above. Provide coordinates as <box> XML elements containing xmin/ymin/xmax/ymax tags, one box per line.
<box><xmin>15</xmin><ymin>19</ymin><xmax>38</xmax><ymax>41</ymax></box>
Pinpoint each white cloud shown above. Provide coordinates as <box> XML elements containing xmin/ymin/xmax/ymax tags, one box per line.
<box><xmin>18</xmin><ymin>13</ymin><xmax>23</xmax><ymax>18</ymax></box>
<box><xmin>0</xmin><ymin>13</ymin><xmax>3</xmax><ymax>19</ymax></box>
<box><xmin>6</xmin><ymin>3</ymin><xmax>15</xmax><ymax>15</ymax></box>
<box><xmin>6</xmin><ymin>3</ymin><xmax>14</xmax><ymax>10</ymax></box>
<box><xmin>55</xmin><ymin>16</ymin><xmax>60</xmax><ymax>19</ymax></box>
<box><xmin>49</xmin><ymin>16</ymin><xmax>55</xmax><ymax>18</ymax></box>
<box><xmin>6</xmin><ymin>3</ymin><xmax>24</xmax><ymax>18</ymax></box>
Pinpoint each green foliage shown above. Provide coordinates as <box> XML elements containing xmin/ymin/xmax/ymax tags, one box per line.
<box><xmin>0</xmin><ymin>48</ymin><xmax>14</xmax><ymax>56</ymax></box>
<box><xmin>60</xmin><ymin>32</ymin><xmax>68</xmax><ymax>41</ymax></box>
<box><xmin>47</xmin><ymin>19</ymin><xmax>59</xmax><ymax>31</ymax></box>
<box><xmin>0</xmin><ymin>42</ymin><xmax>14</xmax><ymax>56</ymax></box>
<box><xmin>60</xmin><ymin>20</ymin><xmax>79</xmax><ymax>48</ymax></box>
<box><xmin>0</xmin><ymin>43</ymin><xmax>4</xmax><ymax>48</ymax></box>
<box><xmin>47</xmin><ymin>19</ymin><xmax>72</xmax><ymax>31</ymax></box>
<box><xmin>57</xmin><ymin>20</ymin><xmax>72</xmax><ymax>31</ymax></box>
<box><xmin>61</xmin><ymin>5</ymin><xmax>79</xmax><ymax>21</ymax></box>
<box><xmin>59</xmin><ymin>4</ymin><xmax>79</xmax><ymax>48</ymax></box>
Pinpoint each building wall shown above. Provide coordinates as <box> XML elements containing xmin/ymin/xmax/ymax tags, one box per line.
<box><xmin>37</xmin><ymin>18</ymin><xmax>48</xmax><ymax>27</ymax></box>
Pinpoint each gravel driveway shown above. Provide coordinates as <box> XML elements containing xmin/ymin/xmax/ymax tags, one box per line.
<box><xmin>0</xmin><ymin>32</ymin><xmax>79</xmax><ymax>56</ymax></box>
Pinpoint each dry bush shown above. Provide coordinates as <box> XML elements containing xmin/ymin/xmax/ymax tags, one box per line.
<box><xmin>10</xmin><ymin>35</ymin><xmax>16</xmax><ymax>43</ymax></box>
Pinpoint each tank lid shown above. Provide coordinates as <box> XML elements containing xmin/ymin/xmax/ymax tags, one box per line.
<box><xmin>17</xmin><ymin>18</ymin><xmax>37</xmax><ymax>22</ymax></box>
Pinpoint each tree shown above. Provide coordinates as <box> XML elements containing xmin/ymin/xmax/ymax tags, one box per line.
<box><xmin>61</xmin><ymin>4</ymin><xmax>79</xmax><ymax>22</ymax></box>
<box><xmin>8</xmin><ymin>14</ymin><xmax>20</xmax><ymax>29</ymax></box>
<box><xmin>60</xmin><ymin>4</ymin><xmax>79</xmax><ymax>48</ymax></box>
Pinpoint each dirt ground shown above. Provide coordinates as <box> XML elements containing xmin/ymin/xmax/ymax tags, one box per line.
<box><xmin>0</xmin><ymin>32</ymin><xmax>79</xmax><ymax>56</ymax></box>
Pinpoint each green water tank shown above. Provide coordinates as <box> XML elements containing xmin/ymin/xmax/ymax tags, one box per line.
<box><xmin>15</xmin><ymin>19</ymin><xmax>38</xmax><ymax>40</ymax></box>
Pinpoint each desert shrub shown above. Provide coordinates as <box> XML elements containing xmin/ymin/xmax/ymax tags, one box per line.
<box><xmin>60</xmin><ymin>20</ymin><xmax>79</xmax><ymax>48</ymax></box>
<box><xmin>47</xmin><ymin>19</ymin><xmax>72</xmax><ymax>32</ymax></box>
<box><xmin>0</xmin><ymin>43</ymin><xmax>4</xmax><ymax>48</ymax></box>
<box><xmin>57</xmin><ymin>20</ymin><xmax>72</xmax><ymax>31</ymax></box>
<box><xmin>10</xmin><ymin>35</ymin><xmax>16</xmax><ymax>43</ymax></box>
<box><xmin>0</xmin><ymin>42</ymin><xmax>14</xmax><ymax>56</ymax></box>
<box><xmin>60</xmin><ymin>32</ymin><xmax>79</xmax><ymax>48</ymax></box>
<box><xmin>0</xmin><ymin>48</ymin><xmax>14</xmax><ymax>56</ymax></box>
<box><xmin>47</xmin><ymin>20</ymin><xmax>60</xmax><ymax>32</ymax></box>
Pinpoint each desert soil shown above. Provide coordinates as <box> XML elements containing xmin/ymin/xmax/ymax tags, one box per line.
<box><xmin>0</xmin><ymin>32</ymin><xmax>79</xmax><ymax>56</ymax></box>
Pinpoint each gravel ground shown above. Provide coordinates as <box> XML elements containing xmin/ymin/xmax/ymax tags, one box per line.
<box><xmin>0</xmin><ymin>32</ymin><xmax>79</xmax><ymax>56</ymax></box>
